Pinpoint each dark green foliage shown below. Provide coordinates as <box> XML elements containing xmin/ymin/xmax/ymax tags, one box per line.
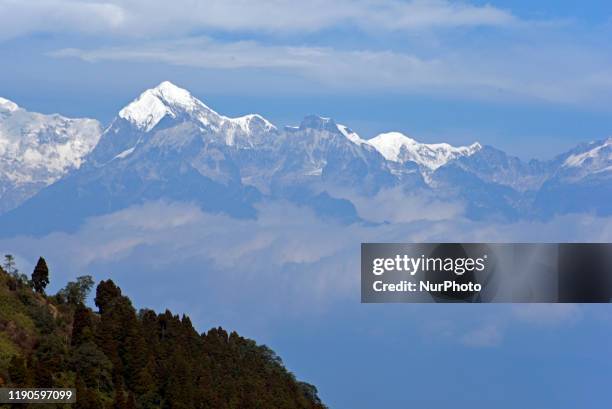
<box><xmin>0</xmin><ymin>264</ymin><xmax>326</xmax><ymax>409</ymax></box>
<box><xmin>94</xmin><ymin>279</ymin><xmax>122</xmax><ymax>313</ymax></box>
<box><xmin>26</xmin><ymin>298</ymin><xmax>56</xmax><ymax>335</ymax></box>
<box><xmin>70</xmin><ymin>341</ymin><xmax>114</xmax><ymax>391</ymax></box>
<box><xmin>76</xmin><ymin>377</ymin><xmax>106</xmax><ymax>409</ymax></box>
<box><xmin>34</xmin><ymin>334</ymin><xmax>67</xmax><ymax>374</ymax></box>
<box><xmin>300</xmin><ymin>382</ymin><xmax>325</xmax><ymax>406</ymax></box>
<box><xmin>31</xmin><ymin>257</ymin><xmax>50</xmax><ymax>294</ymax></box>
<box><xmin>8</xmin><ymin>355</ymin><xmax>26</xmax><ymax>385</ymax></box>
<box><xmin>57</xmin><ymin>275</ymin><xmax>95</xmax><ymax>305</ymax></box>
<box><xmin>71</xmin><ymin>303</ymin><xmax>95</xmax><ymax>346</ymax></box>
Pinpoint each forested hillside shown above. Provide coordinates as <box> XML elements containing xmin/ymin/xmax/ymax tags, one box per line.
<box><xmin>0</xmin><ymin>257</ymin><xmax>326</xmax><ymax>409</ymax></box>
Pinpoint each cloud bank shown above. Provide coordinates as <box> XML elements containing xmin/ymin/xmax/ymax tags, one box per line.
<box><xmin>2</xmin><ymin>199</ymin><xmax>611</xmax><ymax>344</ymax></box>
<box><xmin>48</xmin><ymin>32</ymin><xmax>612</xmax><ymax>105</ymax></box>
<box><xmin>0</xmin><ymin>0</ymin><xmax>516</xmax><ymax>40</ymax></box>
<box><xmin>4</xmin><ymin>1</ymin><xmax>612</xmax><ymax>106</ymax></box>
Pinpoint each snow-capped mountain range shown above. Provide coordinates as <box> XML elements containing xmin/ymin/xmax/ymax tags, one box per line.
<box><xmin>0</xmin><ymin>81</ymin><xmax>610</xmax><ymax>236</ymax></box>
<box><xmin>0</xmin><ymin>97</ymin><xmax>101</xmax><ymax>213</ymax></box>
<box><xmin>117</xmin><ymin>81</ymin><xmax>276</xmax><ymax>144</ymax></box>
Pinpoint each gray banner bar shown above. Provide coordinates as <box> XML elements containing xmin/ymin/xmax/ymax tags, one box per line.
<box><xmin>0</xmin><ymin>388</ymin><xmax>76</xmax><ymax>403</ymax></box>
<box><xmin>361</xmin><ymin>243</ymin><xmax>612</xmax><ymax>303</ymax></box>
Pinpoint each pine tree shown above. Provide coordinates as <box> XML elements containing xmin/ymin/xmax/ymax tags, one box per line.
<box><xmin>31</xmin><ymin>257</ymin><xmax>50</xmax><ymax>294</ymax></box>
<box><xmin>95</xmin><ymin>279</ymin><xmax>122</xmax><ymax>313</ymax></box>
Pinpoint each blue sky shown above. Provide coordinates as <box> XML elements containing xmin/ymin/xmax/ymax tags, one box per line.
<box><xmin>1</xmin><ymin>0</ymin><xmax>612</xmax><ymax>158</ymax></box>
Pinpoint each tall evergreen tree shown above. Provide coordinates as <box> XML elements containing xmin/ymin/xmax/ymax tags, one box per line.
<box><xmin>31</xmin><ymin>257</ymin><xmax>50</xmax><ymax>293</ymax></box>
<box><xmin>95</xmin><ymin>279</ymin><xmax>122</xmax><ymax>313</ymax></box>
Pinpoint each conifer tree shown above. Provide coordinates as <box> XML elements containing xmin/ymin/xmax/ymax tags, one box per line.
<box><xmin>95</xmin><ymin>279</ymin><xmax>122</xmax><ymax>313</ymax></box>
<box><xmin>31</xmin><ymin>256</ymin><xmax>50</xmax><ymax>293</ymax></box>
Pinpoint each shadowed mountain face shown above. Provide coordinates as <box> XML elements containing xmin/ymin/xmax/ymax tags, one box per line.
<box><xmin>1</xmin><ymin>81</ymin><xmax>610</xmax><ymax>236</ymax></box>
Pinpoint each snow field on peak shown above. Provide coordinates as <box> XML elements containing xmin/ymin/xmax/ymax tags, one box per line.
<box><xmin>368</xmin><ymin>131</ymin><xmax>481</xmax><ymax>170</ymax></box>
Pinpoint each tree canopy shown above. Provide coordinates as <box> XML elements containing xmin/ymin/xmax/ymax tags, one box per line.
<box><xmin>31</xmin><ymin>256</ymin><xmax>50</xmax><ymax>293</ymax></box>
<box><xmin>0</xmin><ymin>261</ymin><xmax>326</xmax><ymax>409</ymax></box>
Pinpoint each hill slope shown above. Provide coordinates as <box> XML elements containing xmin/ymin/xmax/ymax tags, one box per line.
<box><xmin>0</xmin><ymin>266</ymin><xmax>326</xmax><ymax>409</ymax></box>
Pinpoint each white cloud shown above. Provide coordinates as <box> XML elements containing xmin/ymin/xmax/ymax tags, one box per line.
<box><xmin>340</xmin><ymin>187</ymin><xmax>465</xmax><ymax>223</ymax></box>
<box><xmin>5</xmin><ymin>201</ymin><xmax>612</xmax><ymax>278</ymax></box>
<box><xmin>0</xmin><ymin>0</ymin><xmax>516</xmax><ymax>40</ymax></box>
<box><xmin>0</xmin><ymin>0</ymin><xmax>125</xmax><ymax>40</ymax></box>
<box><xmin>1</xmin><ymin>200</ymin><xmax>611</xmax><ymax>339</ymax></box>
<box><xmin>3</xmin><ymin>200</ymin><xmax>612</xmax><ymax>302</ymax></box>
<box><xmin>6</xmin><ymin>1</ymin><xmax>612</xmax><ymax>106</ymax></box>
<box><xmin>49</xmin><ymin>35</ymin><xmax>612</xmax><ymax>105</ymax></box>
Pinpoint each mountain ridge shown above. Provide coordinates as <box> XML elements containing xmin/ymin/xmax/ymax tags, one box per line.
<box><xmin>1</xmin><ymin>81</ymin><xmax>610</xmax><ymax>236</ymax></box>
